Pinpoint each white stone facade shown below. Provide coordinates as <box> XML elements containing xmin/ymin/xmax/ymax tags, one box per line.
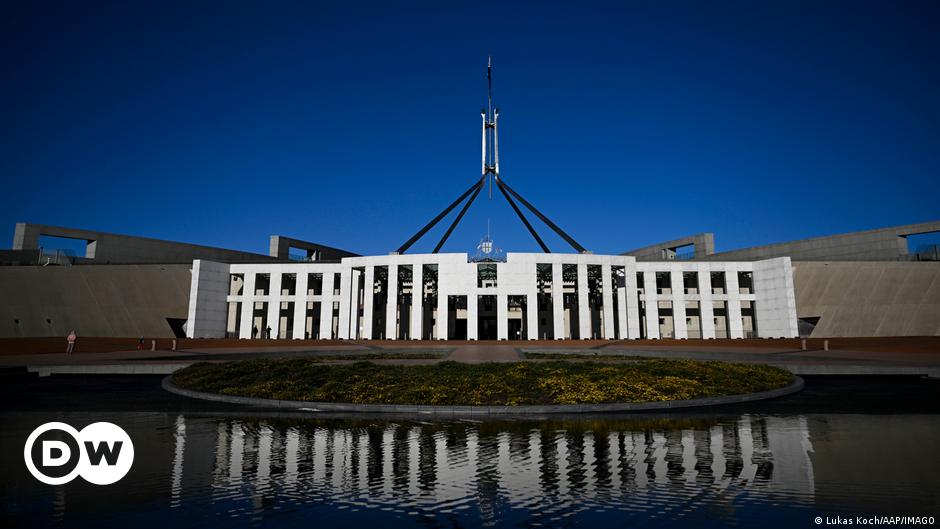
<box><xmin>186</xmin><ymin>253</ymin><xmax>798</xmax><ymax>340</ymax></box>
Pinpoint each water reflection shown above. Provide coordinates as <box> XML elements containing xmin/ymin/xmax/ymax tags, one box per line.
<box><xmin>167</xmin><ymin>415</ymin><xmax>815</xmax><ymax>525</ymax></box>
<box><xmin>3</xmin><ymin>412</ymin><xmax>938</xmax><ymax>528</ymax></box>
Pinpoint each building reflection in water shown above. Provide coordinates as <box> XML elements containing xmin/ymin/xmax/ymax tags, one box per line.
<box><xmin>167</xmin><ymin>414</ymin><xmax>816</xmax><ymax>524</ymax></box>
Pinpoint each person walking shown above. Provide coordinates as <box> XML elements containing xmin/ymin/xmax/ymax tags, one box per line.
<box><xmin>66</xmin><ymin>330</ymin><xmax>77</xmax><ymax>355</ymax></box>
<box><xmin>137</xmin><ymin>336</ymin><xmax>145</xmax><ymax>350</ymax></box>
<box><xmin>265</xmin><ymin>325</ymin><xmax>272</xmax><ymax>339</ymax></box>
<box><xmin>252</xmin><ymin>325</ymin><xmax>258</xmax><ymax>339</ymax></box>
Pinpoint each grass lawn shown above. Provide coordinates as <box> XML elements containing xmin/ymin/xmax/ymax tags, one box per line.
<box><xmin>172</xmin><ymin>358</ymin><xmax>793</xmax><ymax>406</ymax></box>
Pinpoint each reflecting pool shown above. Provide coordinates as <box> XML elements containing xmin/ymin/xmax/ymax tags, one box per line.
<box><xmin>1</xmin><ymin>377</ymin><xmax>939</xmax><ymax>528</ymax></box>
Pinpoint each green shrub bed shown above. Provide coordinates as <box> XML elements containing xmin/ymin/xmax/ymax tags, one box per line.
<box><xmin>171</xmin><ymin>359</ymin><xmax>793</xmax><ymax>406</ymax></box>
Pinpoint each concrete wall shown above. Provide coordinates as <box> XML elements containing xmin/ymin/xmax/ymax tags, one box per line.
<box><xmin>12</xmin><ymin>223</ymin><xmax>275</xmax><ymax>264</ymax></box>
<box><xmin>268</xmin><ymin>235</ymin><xmax>359</xmax><ymax>261</ymax></box>
<box><xmin>186</xmin><ymin>260</ymin><xmax>230</xmax><ymax>339</ymax></box>
<box><xmin>623</xmin><ymin>220</ymin><xmax>940</xmax><ymax>262</ymax></box>
<box><xmin>622</xmin><ymin>233</ymin><xmax>715</xmax><ymax>261</ymax></box>
<box><xmin>0</xmin><ymin>264</ymin><xmax>191</xmax><ymax>337</ymax></box>
<box><xmin>707</xmin><ymin>221</ymin><xmax>940</xmax><ymax>262</ymax></box>
<box><xmin>754</xmin><ymin>257</ymin><xmax>800</xmax><ymax>338</ymax></box>
<box><xmin>792</xmin><ymin>261</ymin><xmax>940</xmax><ymax>337</ymax></box>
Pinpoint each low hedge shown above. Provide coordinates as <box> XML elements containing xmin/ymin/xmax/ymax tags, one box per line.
<box><xmin>171</xmin><ymin>359</ymin><xmax>793</xmax><ymax>406</ymax></box>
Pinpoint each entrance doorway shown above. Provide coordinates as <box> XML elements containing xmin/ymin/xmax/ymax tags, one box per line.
<box><xmin>507</xmin><ymin>295</ymin><xmax>527</xmax><ymax>340</ymax></box>
<box><xmin>448</xmin><ymin>295</ymin><xmax>467</xmax><ymax>339</ymax></box>
<box><xmin>477</xmin><ymin>295</ymin><xmax>497</xmax><ymax>340</ymax></box>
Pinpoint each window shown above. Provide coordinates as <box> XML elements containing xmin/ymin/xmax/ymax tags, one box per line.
<box><xmin>536</xmin><ymin>263</ymin><xmax>552</xmax><ymax>293</ymax></box>
<box><xmin>477</xmin><ymin>263</ymin><xmax>497</xmax><ymax>288</ymax></box>
<box><xmin>309</xmin><ymin>273</ymin><xmax>323</xmax><ymax>296</ymax></box>
<box><xmin>254</xmin><ymin>274</ymin><xmax>270</xmax><ymax>296</ymax></box>
<box><xmin>281</xmin><ymin>273</ymin><xmax>296</xmax><ymax>296</ymax></box>
<box><xmin>655</xmin><ymin>272</ymin><xmax>671</xmax><ymax>295</ymax></box>
<box><xmin>711</xmin><ymin>272</ymin><xmax>727</xmax><ymax>294</ymax></box>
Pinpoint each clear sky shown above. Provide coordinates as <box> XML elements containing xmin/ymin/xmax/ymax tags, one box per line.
<box><xmin>3</xmin><ymin>1</ymin><xmax>938</xmax><ymax>257</ymax></box>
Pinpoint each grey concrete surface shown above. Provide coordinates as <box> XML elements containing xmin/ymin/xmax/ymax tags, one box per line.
<box><xmin>623</xmin><ymin>220</ymin><xmax>940</xmax><ymax>262</ymax></box>
<box><xmin>12</xmin><ymin>222</ymin><xmax>276</xmax><ymax>264</ymax></box>
<box><xmin>705</xmin><ymin>220</ymin><xmax>940</xmax><ymax>261</ymax></box>
<box><xmin>28</xmin><ymin>363</ymin><xmax>190</xmax><ymax>376</ymax></box>
<box><xmin>269</xmin><ymin>235</ymin><xmax>358</xmax><ymax>261</ymax></box>
<box><xmin>0</xmin><ymin>264</ymin><xmax>191</xmax><ymax>337</ymax></box>
<box><xmin>793</xmin><ymin>261</ymin><xmax>940</xmax><ymax>336</ymax></box>
<box><xmin>622</xmin><ymin>233</ymin><xmax>715</xmax><ymax>260</ymax></box>
<box><xmin>774</xmin><ymin>364</ymin><xmax>940</xmax><ymax>377</ymax></box>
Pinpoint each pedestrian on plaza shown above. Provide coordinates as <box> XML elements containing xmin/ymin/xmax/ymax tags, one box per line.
<box><xmin>265</xmin><ymin>326</ymin><xmax>272</xmax><ymax>339</ymax></box>
<box><xmin>252</xmin><ymin>325</ymin><xmax>258</xmax><ymax>339</ymax></box>
<box><xmin>66</xmin><ymin>330</ymin><xmax>77</xmax><ymax>355</ymax></box>
<box><xmin>138</xmin><ymin>336</ymin><xmax>144</xmax><ymax>350</ymax></box>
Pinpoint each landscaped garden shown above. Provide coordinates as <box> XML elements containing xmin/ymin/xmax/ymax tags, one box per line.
<box><xmin>171</xmin><ymin>358</ymin><xmax>793</xmax><ymax>406</ymax></box>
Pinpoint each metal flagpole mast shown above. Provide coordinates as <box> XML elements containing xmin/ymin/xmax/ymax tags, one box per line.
<box><xmin>484</xmin><ymin>55</ymin><xmax>496</xmax><ymax>199</ymax></box>
<box><xmin>396</xmin><ymin>56</ymin><xmax>588</xmax><ymax>254</ymax></box>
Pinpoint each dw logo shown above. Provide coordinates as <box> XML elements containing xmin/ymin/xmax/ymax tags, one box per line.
<box><xmin>24</xmin><ymin>422</ymin><xmax>135</xmax><ymax>485</ymax></box>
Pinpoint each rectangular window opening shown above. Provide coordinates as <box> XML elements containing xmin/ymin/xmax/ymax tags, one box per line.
<box><xmin>477</xmin><ymin>263</ymin><xmax>498</xmax><ymax>288</ymax></box>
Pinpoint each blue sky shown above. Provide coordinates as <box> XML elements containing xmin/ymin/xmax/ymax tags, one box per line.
<box><xmin>3</xmin><ymin>1</ymin><xmax>938</xmax><ymax>256</ymax></box>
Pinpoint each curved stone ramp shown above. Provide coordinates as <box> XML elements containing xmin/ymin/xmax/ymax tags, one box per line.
<box><xmin>162</xmin><ymin>376</ymin><xmax>804</xmax><ymax>415</ymax></box>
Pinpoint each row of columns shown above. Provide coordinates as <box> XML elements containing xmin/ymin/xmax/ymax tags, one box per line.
<box><xmin>236</xmin><ymin>271</ymin><xmax>345</xmax><ymax>340</ymax></box>
<box><xmin>350</xmin><ymin>263</ymin><xmax>635</xmax><ymax>341</ymax></box>
<box><xmin>232</xmin><ymin>265</ymin><xmax>754</xmax><ymax>341</ymax></box>
<box><xmin>639</xmin><ymin>270</ymin><xmax>748</xmax><ymax>339</ymax></box>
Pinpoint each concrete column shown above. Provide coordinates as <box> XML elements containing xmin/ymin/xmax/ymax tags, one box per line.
<box><xmin>526</xmin><ymin>292</ymin><xmax>538</xmax><ymax>340</ymax></box>
<box><xmin>338</xmin><ymin>269</ymin><xmax>354</xmax><ymax>339</ymax></box>
<box><xmin>699</xmin><ymin>267</ymin><xmax>716</xmax><ymax>339</ymax></box>
<box><xmin>671</xmin><ymin>270</ymin><xmax>687</xmax><ymax>339</ymax></box>
<box><xmin>319</xmin><ymin>272</ymin><xmax>335</xmax><ymax>340</ymax></box>
<box><xmin>362</xmin><ymin>266</ymin><xmax>374</xmax><ymax>340</ymax></box>
<box><xmin>726</xmin><ymin>270</ymin><xmax>744</xmax><ymax>338</ymax></box>
<box><xmin>496</xmin><ymin>294</ymin><xmax>508</xmax><ymax>340</ymax></box>
<box><xmin>385</xmin><ymin>264</ymin><xmax>398</xmax><ymax>340</ymax></box>
<box><xmin>411</xmin><ymin>264</ymin><xmax>422</xmax><ymax>340</ymax></box>
<box><xmin>238</xmin><ymin>272</ymin><xmax>256</xmax><ymax>339</ymax></box>
<box><xmin>625</xmin><ymin>268</ymin><xmax>640</xmax><ymax>339</ymax></box>
<box><xmin>643</xmin><ymin>271</ymin><xmax>660</xmax><ymax>339</ymax></box>
<box><xmin>577</xmin><ymin>263</ymin><xmax>590</xmax><ymax>340</ymax></box>
<box><xmin>601</xmin><ymin>264</ymin><xmax>614</xmax><ymax>339</ymax></box>
<box><xmin>186</xmin><ymin>260</ymin><xmax>230</xmax><ymax>339</ymax></box>
<box><xmin>266</xmin><ymin>272</ymin><xmax>282</xmax><ymax>339</ymax></box>
<box><xmin>292</xmin><ymin>272</ymin><xmax>309</xmax><ymax>339</ymax></box>
<box><xmin>353</xmin><ymin>268</ymin><xmax>362</xmax><ymax>338</ymax></box>
<box><xmin>753</xmin><ymin>258</ymin><xmax>799</xmax><ymax>338</ymax></box>
<box><xmin>436</xmin><ymin>292</ymin><xmax>447</xmax><ymax>340</ymax></box>
<box><xmin>551</xmin><ymin>264</ymin><xmax>564</xmax><ymax>339</ymax></box>
<box><xmin>616</xmin><ymin>272</ymin><xmax>629</xmax><ymax>339</ymax></box>
<box><xmin>467</xmin><ymin>294</ymin><xmax>478</xmax><ymax>340</ymax></box>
